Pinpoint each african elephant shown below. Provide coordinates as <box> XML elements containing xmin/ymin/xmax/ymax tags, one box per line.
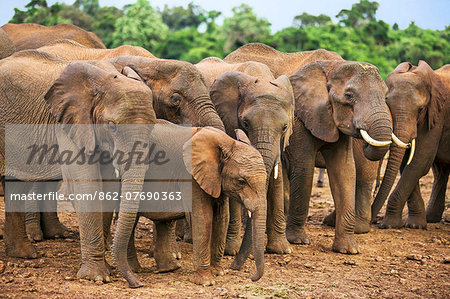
<box><xmin>113</xmin><ymin>123</ymin><xmax>267</xmax><ymax>288</ymax></box>
<box><xmin>225</xmin><ymin>43</ymin><xmax>384</xmax><ymax>234</ymax></box>
<box><xmin>284</xmin><ymin>60</ymin><xmax>392</xmax><ymax>253</ymax></box>
<box><xmin>37</xmin><ymin>39</ymin><xmax>155</xmax><ymax>60</ymax></box>
<box><xmin>0</xmin><ymin>50</ymin><xmax>156</xmax><ymax>283</ymax></box>
<box><xmin>195</xmin><ymin>57</ymin><xmax>294</xmax><ymax>255</ymax></box>
<box><xmin>0</xmin><ymin>28</ymin><xmax>15</xmax><ymax>59</ymax></box>
<box><xmin>1</xmin><ymin>23</ymin><xmax>105</xmax><ymax>50</ymax></box>
<box><xmin>371</xmin><ymin>61</ymin><xmax>449</xmax><ymax>228</ymax></box>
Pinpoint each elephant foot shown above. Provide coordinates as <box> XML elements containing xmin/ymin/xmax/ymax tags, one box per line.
<box><xmin>323</xmin><ymin>210</ymin><xmax>336</xmax><ymax>227</ymax></box>
<box><xmin>26</xmin><ymin>221</ymin><xmax>44</xmax><ymax>242</ymax></box>
<box><xmin>190</xmin><ymin>267</ymin><xmax>215</xmax><ymax>286</ymax></box>
<box><xmin>286</xmin><ymin>226</ymin><xmax>310</xmax><ymax>245</ymax></box>
<box><xmin>77</xmin><ymin>261</ymin><xmax>111</xmax><ymax>283</ymax></box>
<box><xmin>379</xmin><ymin>214</ymin><xmax>404</xmax><ymax>229</ymax></box>
<box><xmin>224</xmin><ymin>235</ymin><xmax>242</xmax><ymax>256</ymax></box>
<box><xmin>266</xmin><ymin>234</ymin><xmax>292</xmax><ymax>254</ymax></box>
<box><xmin>332</xmin><ymin>234</ymin><xmax>359</xmax><ymax>254</ymax></box>
<box><xmin>426</xmin><ymin>210</ymin><xmax>443</xmax><ymax>223</ymax></box>
<box><xmin>155</xmin><ymin>252</ymin><xmax>181</xmax><ymax>273</ymax></box>
<box><xmin>211</xmin><ymin>265</ymin><xmax>225</xmax><ymax>276</ymax></box>
<box><xmin>5</xmin><ymin>240</ymin><xmax>40</xmax><ymax>259</ymax></box>
<box><xmin>405</xmin><ymin>215</ymin><xmax>427</xmax><ymax>229</ymax></box>
<box><xmin>354</xmin><ymin>218</ymin><xmax>371</xmax><ymax>234</ymax></box>
<box><xmin>42</xmin><ymin>218</ymin><xmax>71</xmax><ymax>239</ymax></box>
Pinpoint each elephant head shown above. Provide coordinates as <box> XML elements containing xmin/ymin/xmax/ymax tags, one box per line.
<box><xmin>371</xmin><ymin>61</ymin><xmax>449</xmax><ymax>221</ymax></box>
<box><xmin>185</xmin><ymin>127</ymin><xmax>267</xmax><ymax>282</ymax></box>
<box><xmin>109</xmin><ymin>56</ymin><xmax>225</xmax><ymax>131</ymax></box>
<box><xmin>210</xmin><ymin>71</ymin><xmax>294</xmax><ymax>181</ymax></box>
<box><xmin>290</xmin><ymin>60</ymin><xmax>393</xmax><ymax>161</ymax></box>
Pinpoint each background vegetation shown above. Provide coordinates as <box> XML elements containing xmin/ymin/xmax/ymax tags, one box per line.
<box><xmin>9</xmin><ymin>0</ymin><xmax>449</xmax><ymax>77</ymax></box>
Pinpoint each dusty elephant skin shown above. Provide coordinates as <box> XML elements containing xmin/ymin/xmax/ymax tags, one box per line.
<box><xmin>225</xmin><ymin>43</ymin><xmax>384</xmax><ymax>235</ymax></box>
<box><xmin>371</xmin><ymin>61</ymin><xmax>449</xmax><ymax>229</ymax></box>
<box><xmin>0</xmin><ymin>28</ymin><xmax>15</xmax><ymax>59</ymax></box>
<box><xmin>196</xmin><ymin>57</ymin><xmax>294</xmax><ymax>255</ymax></box>
<box><xmin>1</xmin><ymin>23</ymin><xmax>105</xmax><ymax>50</ymax></box>
<box><xmin>112</xmin><ymin>124</ymin><xmax>267</xmax><ymax>288</ymax></box>
<box><xmin>285</xmin><ymin>60</ymin><xmax>392</xmax><ymax>254</ymax></box>
<box><xmin>0</xmin><ymin>50</ymin><xmax>156</xmax><ymax>283</ymax></box>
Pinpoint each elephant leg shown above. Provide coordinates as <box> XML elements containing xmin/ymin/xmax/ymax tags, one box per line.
<box><xmin>282</xmin><ymin>161</ymin><xmax>289</xmax><ymax>216</ymax></box>
<box><xmin>426</xmin><ymin>162</ymin><xmax>449</xmax><ymax>223</ymax></box>
<box><xmin>210</xmin><ymin>197</ymin><xmax>229</xmax><ymax>276</ymax></box>
<box><xmin>285</xmin><ymin>124</ymin><xmax>316</xmax><ymax>245</ymax></box>
<box><xmin>224</xmin><ymin>197</ymin><xmax>242</xmax><ymax>255</ymax></box>
<box><xmin>154</xmin><ymin>220</ymin><xmax>181</xmax><ymax>273</ymax></box>
<box><xmin>321</xmin><ymin>137</ymin><xmax>359</xmax><ymax>254</ymax></box>
<box><xmin>405</xmin><ymin>183</ymin><xmax>427</xmax><ymax>229</ymax></box>
<box><xmin>25</xmin><ymin>183</ymin><xmax>43</xmax><ymax>242</ymax></box>
<box><xmin>103</xmin><ymin>211</ymin><xmax>114</xmax><ymax>250</ymax></box>
<box><xmin>190</xmin><ymin>182</ymin><xmax>214</xmax><ymax>286</ymax></box>
<box><xmin>126</xmin><ymin>216</ymin><xmax>142</xmax><ymax>273</ymax></box>
<box><xmin>266</xmin><ymin>166</ymin><xmax>291</xmax><ymax>254</ymax></box>
<box><xmin>3</xmin><ymin>177</ymin><xmax>39</xmax><ymax>258</ymax></box>
<box><xmin>317</xmin><ymin>168</ymin><xmax>325</xmax><ymax>187</ymax></box>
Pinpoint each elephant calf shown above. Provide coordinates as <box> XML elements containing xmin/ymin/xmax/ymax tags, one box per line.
<box><xmin>112</xmin><ymin>123</ymin><xmax>267</xmax><ymax>288</ymax></box>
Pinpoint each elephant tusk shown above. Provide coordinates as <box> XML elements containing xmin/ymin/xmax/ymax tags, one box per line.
<box><xmin>406</xmin><ymin>139</ymin><xmax>416</xmax><ymax>165</ymax></box>
<box><xmin>248</xmin><ymin>210</ymin><xmax>252</xmax><ymax>218</ymax></box>
<box><xmin>360</xmin><ymin>129</ymin><xmax>392</xmax><ymax>147</ymax></box>
<box><xmin>114</xmin><ymin>168</ymin><xmax>120</xmax><ymax>178</ymax></box>
<box><xmin>273</xmin><ymin>163</ymin><xmax>279</xmax><ymax>179</ymax></box>
<box><xmin>391</xmin><ymin>133</ymin><xmax>411</xmax><ymax>148</ymax></box>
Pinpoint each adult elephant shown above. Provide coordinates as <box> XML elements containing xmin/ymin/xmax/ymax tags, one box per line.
<box><xmin>113</xmin><ymin>124</ymin><xmax>267</xmax><ymax>287</ymax></box>
<box><xmin>0</xmin><ymin>50</ymin><xmax>156</xmax><ymax>283</ymax></box>
<box><xmin>37</xmin><ymin>39</ymin><xmax>155</xmax><ymax>60</ymax></box>
<box><xmin>1</xmin><ymin>23</ymin><xmax>105</xmax><ymax>50</ymax></box>
<box><xmin>225</xmin><ymin>43</ymin><xmax>384</xmax><ymax>234</ymax></box>
<box><xmin>195</xmin><ymin>57</ymin><xmax>294</xmax><ymax>255</ymax></box>
<box><xmin>0</xmin><ymin>28</ymin><xmax>15</xmax><ymax>59</ymax></box>
<box><xmin>371</xmin><ymin>61</ymin><xmax>449</xmax><ymax>228</ymax></box>
<box><xmin>284</xmin><ymin>61</ymin><xmax>392</xmax><ymax>253</ymax></box>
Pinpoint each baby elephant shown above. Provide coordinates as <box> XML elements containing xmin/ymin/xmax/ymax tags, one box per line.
<box><xmin>112</xmin><ymin>123</ymin><xmax>267</xmax><ymax>288</ymax></box>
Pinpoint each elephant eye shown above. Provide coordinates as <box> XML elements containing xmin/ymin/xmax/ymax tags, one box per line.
<box><xmin>282</xmin><ymin>124</ymin><xmax>288</xmax><ymax>132</ymax></box>
<box><xmin>344</xmin><ymin>93</ymin><xmax>353</xmax><ymax>101</ymax></box>
<box><xmin>242</xmin><ymin>120</ymin><xmax>249</xmax><ymax>130</ymax></box>
<box><xmin>170</xmin><ymin>93</ymin><xmax>182</xmax><ymax>105</ymax></box>
<box><xmin>418</xmin><ymin>107</ymin><xmax>424</xmax><ymax>115</ymax></box>
<box><xmin>237</xmin><ymin>178</ymin><xmax>246</xmax><ymax>186</ymax></box>
<box><xmin>108</xmin><ymin>121</ymin><xmax>117</xmax><ymax>132</ymax></box>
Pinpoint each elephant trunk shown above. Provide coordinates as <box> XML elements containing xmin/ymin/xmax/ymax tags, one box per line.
<box><xmin>230</xmin><ymin>195</ymin><xmax>267</xmax><ymax>281</ymax></box>
<box><xmin>193</xmin><ymin>99</ymin><xmax>225</xmax><ymax>132</ymax></box>
<box><xmin>112</xmin><ymin>168</ymin><xmax>147</xmax><ymax>288</ymax></box>
<box><xmin>371</xmin><ymin>132</ymin><xmax>408</xmax><ymax>222</ymax></box>
<box><xmin>361</xmin><ymin>110</ymin><xmax>392</xmax><ymax>161</ymax></box>
<box><xmin>254</xmin><ymin>134</ymin><xmax>278</xmax><ymax>182</ymax></box>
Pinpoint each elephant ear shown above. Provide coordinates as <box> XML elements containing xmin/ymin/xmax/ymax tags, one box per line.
<box><xmin>414</xmin><ymin>60</ymin><xmax>448</xmax><ymax>130</ymax></box>
<box><xmin>44</xmin><ymin>62</ymin><xmax>107</xmax><ymax>153</ymax></box>
<box><xmin>270</xmin><ymin>75</ymin><xmax>295</xmax><ymax>150</ymax></box>
<box><xmin>290</xmin><ymin>61</ymin><xmax>339</xmax><ymax>143</ymax></box>
<box><xmin>210</xmin><ymin>71</ymin><xmax>257</xmax><ymax>137</ymax></box>
<box><xmin>183</xmin><ymin>127</ymin><xmax>233</xmax><ymax>198</ymax></box>
<box><xmin>392</xmin><ymin>62</ymin><xmax>415</xmax><ymax>73</ymax></box>
<box><xmin>235</xmin><ymin>129</ymin><xmax>251</xmax><ymax>145</ymax></box>
<box><xmin>121</xmin><ymin>66</ymin><xmax>145</xmax><ymax>82</ymax></box>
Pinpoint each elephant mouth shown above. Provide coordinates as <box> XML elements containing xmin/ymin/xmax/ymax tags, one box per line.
<box><xmin>360</xmin><ymin>129</ymin><xmax>391</xmax><ymax>147</ymax></box>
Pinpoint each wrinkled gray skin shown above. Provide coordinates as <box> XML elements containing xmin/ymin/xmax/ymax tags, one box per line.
<box><xmin>0</xmin><ymin>50</ymin><xmax>156</xmax><ymax>284</ymax></box>
<box><xmin>0</xmin><ymin>28</ymin><xmax>15</xmax><ymax>59</ymax></box>
<box><xmin>371</xmin><ymin>61</ymin><xmax>449</xmax><ymax>229</ymax></box>
<box><xmin>196</xmin><ymin>58</ymin><xmax>294</xmax><ymax>255</ymax></box>
<box><xmin>113</xmin><ymin>123</ymin><xmax>267</xmax><ymax>288</ymax></box>
<box><xmin>226</xmin><ymin>43</ymin><xmax>386</xmax><ymax>235</ymax></box>
<box><xmin>285</xmin><ymin>61</ymin><xmax>392</xmax><ymax>254</ymax></box>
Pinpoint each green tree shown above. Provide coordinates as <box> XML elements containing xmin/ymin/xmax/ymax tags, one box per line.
<box><xmin>91</xmin><ymin>6</ymin><xmax>123</xmax><ymax>48</ymax></box>
<box><xmin>336</xmin><ymin>0</ymin><xmax>379</xmax><ymax>27</ymax></box>
<box><xmin>221</xmin><ymin>4</ymin><xmax>271</xmax><ymax>52</ymax></box>
<box><xmin>10</xmin><ymin>0</ymin><xmax>71</xmax><ymax>26</ymax></box>
<box><xmin>73</xmin><ymin>0</ymin><xmax>99</xmax><ymax>15</ymax></box>
<box><xmin>293</xmin><ymin>13</ymin><xmax>331</xmax><ymax>28</ymax></box>
<box><xmin>111</xmin><ymin>0</ymin><xmax>169</xmax><ymax>55</ymax></box>
<box><xmin>160</xmin><ymin>2</ymin><xmax>206</xmax><ymax>31</ymax></box>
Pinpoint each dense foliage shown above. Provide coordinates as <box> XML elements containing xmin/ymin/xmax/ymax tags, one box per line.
<box><xmin>9</xmin><ymin>0</ymin><xmax>449</xmax><ymax>77</ymax></box>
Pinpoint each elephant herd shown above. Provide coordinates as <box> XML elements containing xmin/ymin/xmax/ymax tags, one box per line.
<box><xmin>0</xmin><ymin>23</ymin><xmax>448</xmax><ymax>289</ymax></box>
